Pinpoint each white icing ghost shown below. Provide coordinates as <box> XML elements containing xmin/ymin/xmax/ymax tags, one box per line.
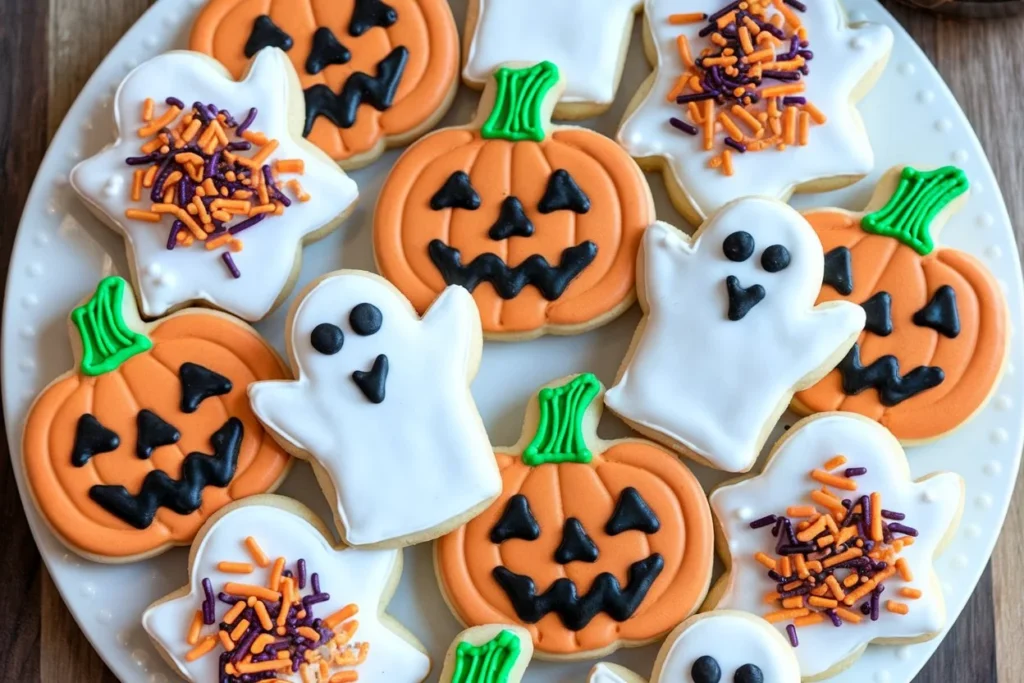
<box><xmin>463</xmin><ymin>0</ymin><xmax>642</xmax><ymax>106</ymax></box>
<box><xmin>248</xmin><ymin>271</ymin><xmax>501</xmax><ymax>547</ymax></box>
<box><xmin>605</xmin><ymin>201</ymin><xmax>865</xmax><ymax>472</ymax></box>
<box><xmin>710</xmin><ymin>413</ymin><xmax>963</xmax><ymax>678</ymax></box>
<box><xmin>142</xmin><ymin>500</ymin><xmax>431</xmax><ymax>683</ymax></box>
<box><xmin>71</xmin><ymin>49</ymin><xmax>358</xmax><ymax>321</ymax></box>
<box><xmin>617</xmin><ymin>0</ymin><xmax>893</xmax><ymax>220</ymax></box>
<box><xmin>588</xmin><ymin>662</ymin><xmax>640</xmax><ymax>683</ymax></box>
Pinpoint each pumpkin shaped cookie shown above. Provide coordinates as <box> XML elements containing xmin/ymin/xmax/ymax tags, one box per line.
<box><xmin>792</xmin><ymin>166</ymin><xmax>1009</xmax><ymax>442</ymax></box>
<box><xmin>435</xmin><ymin>373</ymin><xmax>713</xmax><ymax>659</ymax></box>
<box><xmin>22</xmin><ymin>276</ymin><xmax>291</xmax><ymax>563</ymax></box>
<box><xmin>190</xmin><ymin>0</ymin><xmax>459</xmax><ymax>168</ymax></box>
<box><xmin>374</xmin><ymin>61</ymin><xmax>655</xmax><ymax>339</ymax></box>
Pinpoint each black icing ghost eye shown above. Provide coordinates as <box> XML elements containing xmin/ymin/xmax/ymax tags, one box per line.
<box><xmin>723</xmin><ymin>231</ymin><xmax>755</xmax><ymax>262</ymax></box>
<box><xmin>734</xmin><ymin>663</ymin><xmax>764</xmax><ymax>683</ymax></box>
<box><xmin>692</xmin><ymin>655</ymin><xmax>722</xmax><ymax>683</ymax></box>
<box><xmin>761</xmin><ymin>244</ymin><xmax>791</xmax><ymax>272</ymax></box>
<box><xmin>538</xmin><ymin>169</ymin><xmax>591</xmax><ymax>214</ymax></box>
<box><xmin>350</xmin><ymin>303</ymin><xmax>383</xmax><ymax>336</ymax></box>
<box><xmin>311</xmin><ymin>323</ymin><xmax>344</xmax><ymax>355</ymax></box>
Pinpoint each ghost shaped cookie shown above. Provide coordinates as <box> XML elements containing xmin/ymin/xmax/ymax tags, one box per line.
<box><xmin>706</xmin><ymin>413</ymin><xmax>963</xmax><ymax>679</ymax></box>
<box><xmin>143</xmin><ymin>495</ymin><xmax>431</xmax><ymax>682</ymax></box>
<box><xmin>248</xmin><ymin>270</ymin><xmax>501</xmax><ymax>548</ymax></box>
<box><xmin>605</xmin><ymin>200</ymin><xmax>866</xmax><ymax>472</ymax></box>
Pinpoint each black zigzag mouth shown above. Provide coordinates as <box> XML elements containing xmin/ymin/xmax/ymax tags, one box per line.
<box><xmin>302</xmin><ymin>46</ymin><xmax>408</xmax><ymax>135</ymax></box>
<box><xmin>427</xmin><ymin>239</ymin><xmax>598</xmax><ymax>301</ymax></box>
<box><xmin>491</xmin><ymin>553</ymin><xmax>664</xmax><ymax>631</ymax></box>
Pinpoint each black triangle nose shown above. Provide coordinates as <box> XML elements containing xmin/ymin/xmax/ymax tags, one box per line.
<box><xmin>725</xmin><ymin>275</ymin><xmax>765</xmax><ymax>321</ymax></box>
<box><xmin>488</xmin><ymin>197</ymin><xmax>535</xmax><ymax>240</ymax></box>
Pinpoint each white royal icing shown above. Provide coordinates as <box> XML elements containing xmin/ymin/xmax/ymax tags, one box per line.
<box><xmin>248</xmin><ymin>272</ymin><xmax>501</xmax><ymax>547</ymax></box>
<box><xmin>142</xmin><ymin>502</ymin><xmax>431</xmax><ymax>683</ymax></box>
<box><xmin>652</xmin><ymin>612</ymin><xmax>800</xmax><ymax>682</ymax></box>
<box><xmin>588</xmin><ymin>662</ymin><xmax>634</xmax><ymax>683</ymax></box>
<box><xmin>605</xmin><ymin>201</ymin><xmax>865</xmax><ymax>472</ymax></box>
<box><xmin>710</xmin><ymin>414</ymin><xmax>963</xmax><ymax>678</ymax></box>
<box><xmin>617</xmin><ymin>0</ymin><xmax>893</xmax><ymax>220</ymax></box>
<box><xmin>463</xmin><ymin>0</ymin><xmax>641</xmax><ymax>105</ymax></box>
<box><xmin>70</xmin><ymin>49</ymin><xmax>358</xmax><ymax>321</ymax></box>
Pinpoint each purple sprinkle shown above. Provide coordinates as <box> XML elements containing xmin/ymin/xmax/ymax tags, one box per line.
<box><xmin>784</xmin><ymin>0</ymin><xmax>807</xmax><ymax>10</ymax></box>
<box><xmin>888</xmin><ymin>522</ymin><xmax>919</xmax><ymax>537</ymax></box>
<box><xmin>708</xmin><ymin>0</ymin><xmax>742</xmax><ymax>23</ymax></box>
<box><xmin>844</xmin><ymin>467</ymin><xmax>867</xmax><ymax>477</ymax></box>
<box><xmin>311</xmin><ymin>573</ymin><xmax>320</xmax><ymax>595</ymax></box>
<box><xmin>165</xmin><ymin>97</ymin><xmax>185</xmax><ymax>109</ymax></box>
<box><xmin>751</xmin><ymin>514</ymin><xmax>777</xmax><ymax>529</ymax></box>
<box><xmin>217</xmin><ymin>591</ymin><xmax>243</xmax><ymax>605</ymax></box>
<box><xmin>297</xmin><ymin>559</ymin><xmax>307</xmax><ymax>590</ymax></box>
<box><xmin>149</xmin><ymin>156</ymin><xmax>175</xmax><ymax>202</ymax></box>
<box><xmin>236</xmin><ymin>107</ymin><xmax>258</xmax><ymax>136</ymax></box>
<box><xmin>767</xmin><ymin>570</ymin><xmax>784</xmax><ymax>582</ymax></box>
<box><xmin>125</xmin><ymin>152</ymin><xmax>163</xmax><ymax>165</ymax></box>
<box><xmin>698</xmin><ymin>22</ymin><xmax>719</xmax><ymax>37</ymax></box>
<box><xmin>201</xmin><ymin>578</ymin><xmax>216</xmax><ymax>624</ymax></box>
<box><xmin>860</xmin><ymin>602</ymin><xmax>871</xmax><ymax>615</ymax></box>
<box><xmin>222</xmin><ymin>252</ymin><xmax>241</xmax><ymax>279</ymax></box>
<box><xmin>881</xmin><ymin>509</ymin><xmax>906</xmax><ymax>520</ymax></box>
<box><xmin>166</xmin><ymin>220</ymin><xmax>183</xmax><ymax>250</ymax></box>
<box><xmin>231</xmin><ymin>625</ymin><xmax>260</xmax><ymax>664</ymax></box>
<box><xmin>226</xmin><ymin>141</ymin><xmax>252</xmax><ymax>152</ymax></box>
<box><xmin>669</xmin><ymin>117</ymin><xmax>699</xmax><ymax>135</ymax></box>
<box><xmin>859</xmin><ymin>494</ymin><xmax>871</xmax><ymax>528</ymax></box>
<box><xmin>779</xmin><ymin>585</ymin><xmax>813</xmax><ymax>599</ymax></box>
<box><xmin>826</xmin><ymin>609</ymin><xmax>842</xmax><ymax>627</ymax></box>
<box><xmin>777</xmin><ymin>543</ymin><xmax>816</xmax><ymax>555</ymax></box>
<box><xmin>228</xmin><ymin>212</ymin><xmax>266</xmax><ymax>235</ymax></box>
<box><xmin>205</xmin><ymin>150</ymin><xmax>222</xmax><ymax>179</ymax></box>
<box><xmin>762</xmin><ymin>70</ymin><xmax>801</xmax><ymax>82</ymax></box>
<box><xmin>786</xmin><ymin>624</ymin><xmax>799</xmax><ymax>647</ymax></box>
<box><xmin>724</xmin><ymin>137</ymin><xmax>747</xmax><ymax>153</ymax></box>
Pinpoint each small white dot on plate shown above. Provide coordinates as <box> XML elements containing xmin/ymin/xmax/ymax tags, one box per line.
<box><xmin>976</xmin><ymin>213</ymin><xmax>994</xmax><ymax>228</ymax></box>
<box><xmin>19</xmin><ymin>358</ymin><xmax>35</xmax><ymax>372</ymax></box>
<box><xmin>34</xmin><ymin>231</ymin><xmax>50</xmax><ymax>245</ymax></box>
<box><xmin>850</xmin><ymin>36</ymin><xmax>868</xmax><ymax>49</ymax></box>
<box><xmin>952</xmin><ymin>150</ymin><xmax>969</xmax><ymax>164</ymax></box>
<box><xmin>934</xmin><ymin>119</ymin><xmax>952</xmax><ymax>133</ymax></box>
<box><xmin>19</xmin><ymin>326</ymin><xmax>35</xmax><ymax>339</ymax></box>
<box><xmin>150</xmin><ymin>674</ymin><xmax>168</xmax><ymax>683</ymax></box>
<box><xmin>875</xmin><ymin>671</ymin><xmax>891</xmax><ymax>683</ymax></box>
<box><xmin>735</xmin><ymin>507</ymin><xmax>754</xmax><ymax>521</ymax></box>
<box><xmin>898</xmin><ymin>63</ymin><xmax>916</xmax><ymax>77</ymax></box>
<box><xmin>990</xmin><ymin>429</ymin><xmax>1008</xmax><ymax>445</ymax></box>
<box><xmin>146</xmin><ymin>263</ymin><xmax>162</xmax><ymax>276</ymax></box>
<box><xmin>965</xmin><ymin>524</ymin><xmax>981</xmax><ymax>539</ymax></box>
<box><xmin>917</xmin><ymin>90</ymin><xmax>935</xmax><ymax>104</ymax></box>
<box><xmin>116</xmin><ymin>630</ymin><xmax>132</xmax><ymax>647</ymax></box>
<box><xmin>22</xmin><ymin>294</ymin><xmax>38</xmax><ymax>308</ymax></box>
<box><xmin>96</xmin><ymin>609</ymin><xmax>112</xmax><ymax>624</ymax></box>
<box><xmin>144</xmin><ymin>35</ymin><xmax>159</xmax><ymax>49</ymax></box>
<box><xmin>848</xmin><ymin>10</ymin><xmax>868</xmax><ymax>22</ymax></box>
<box><xmin>81</xmin><ymin>582</ymin><xmax>96</xmax><ymax>598</ymax></box>
<box><xmin>60</xmin><ymin>552</ymin><xmax>82</xmax><ymax>567</ymax></box>
<box><xmin>976</xmin><ymin>494</ymin><xmax>993</xmax><ymax>509</ymax></box>
<box><xmin>995</xmin><ymin>395</ymin><xmax>1012</xmax><ymax>411</ymax></box>
<box><xmin>984</xmin><ymin>460</ymin><xmax>1003</xmax><ymax>475</ymax></box>
<box><xmin>68</xmin><ymin>148</ymin><xmax>81</xmax><ymax>161</ymax></box>
<box><xmin>729</xmin><ymin>539</ymin><xmax>740</xmax><ymax>552</ymax></box>
<box><xmin>897</xmin><ymin>646</ymin><xmax>913</xmax><ymax>661</ymax></box>
<box><xmin>45</xmin><ymin>201</ymin><xmax>58</xmax><ymax>216</ymax></box>
<box><xmin>952</xmin><ymin>555</ymin><xmax>969</xmax><ymax>569</ymax></box>
<box><xmin>985</xmin><ymin>245</ymin><xmax>1002</xmax><ymax>259</ymax></box>
<box><xmin>27</xmin><ymin>262</ymin><xmax>43</xmax><ymax>277</ymax></box>
<box><xmin>132</xmin><ymin>649</ymin><xmax>150</xmax><ymax>668</ymax></box>
<box><xmin>81</xmin><ymin>119</ymin><xmax>93</xmax><ymax>132</ymax></box>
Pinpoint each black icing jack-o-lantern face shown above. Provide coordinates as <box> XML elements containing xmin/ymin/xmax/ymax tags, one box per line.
<box><xmin>310</xmin><ymin>302</ymin><xmax>388</xmax><ymax>403</ymax></box>
<box><xmin>722</xmin><ymin>230</ymin><xmax>792</xmax><ymax>321</ymax></box>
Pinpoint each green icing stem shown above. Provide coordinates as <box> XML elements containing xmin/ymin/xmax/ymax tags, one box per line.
<box><xmin>860</xmin><ymin>166</ymin><xmax>969</xmax><ymax>256</ymax></box>
<box><xmin>522</xmin><ymin>373</ymin><xmax>601</xmax><ymax>466</ymax></box>
<box><xmin>450</xmin><ymin>630</ymin><xmax>522</xmax><ymax>683</ymax></box>
<box><xmin>71</xmin><ymin>276</ymin><xmax>152</xmax><ymax>376</ymax></box>
<box><xmin>481</xmin><ymin>62</ymin><xmax>560</xmax><ymax>143</ymax></box>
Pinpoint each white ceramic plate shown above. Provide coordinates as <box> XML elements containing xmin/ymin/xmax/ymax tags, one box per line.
<box><xmin>3</xmin><ymin>0</ymin><xmax>1022</xmax><ymax>681</ymax></box>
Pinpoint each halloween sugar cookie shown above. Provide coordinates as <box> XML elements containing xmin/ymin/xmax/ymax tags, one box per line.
<box><xmin>617</xmin><ymin>0</ymin><xmax>893</xmax><ymax>224</ymax></box>
<box><xmin>375</xmin><ymin>61</ymin><xmax>655</xmax><ymax>340</ymax></box>
<box><xmin>707</xmin><ymin>413</ymin><xmax>964</xmax><ymax>679</ymax></box>
<box><xmin>605</xmin><ymin>200</ymin><xmax>865</xmax><ymax>473</ymax></box>
<box><xmin>143</xmin><ymin>495</ymin><xmax>431</xmax><ymax>682</ymax></box>
<box><xmin>70</xmin><ymin>49</ymin><xmax>358</xmax><ymax>322</ymax></box>
<box><xmin>435</xmin><ymin>373</ymin><xmax>714</xmax><ymax>659</ymax></box>
<box><xmin>793</xmin><ymin>166</ymin><xmax>1009</xmax><ymax>443</ymax></box>
<box><xmin>249</xmin><ymin>270</ymin><xmax>500</xmax><ymax>548</ymax></box>
<box><xmin>190</xmin><ymin>0</ymin><xmax>459</xmax><ymax>167</ymax></box>
<box><xmin>462</xmin><ymin>0</ymin><xmax>644</xmax><ymax>118</ymax></box>
<box><xmin>22</xmin><ymin>276</ymin><xmax>290</xmax><ymax>563</ymax></box>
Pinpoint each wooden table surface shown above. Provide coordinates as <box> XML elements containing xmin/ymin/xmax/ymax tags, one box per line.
<box><xmin>0</xmin><ymin>0</ymin><xmax>1022</xmax><ymax>681</ymax></box>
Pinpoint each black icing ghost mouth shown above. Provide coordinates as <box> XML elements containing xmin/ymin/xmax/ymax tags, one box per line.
<box><xmin>721</xmin><ymin>231</ymin><xmax>791</xmax><ymax>321</ymax></box>
<box><xmin>491</xmin><ymin>553</ymin><xmax>664</xmax><ymax>630</ymax></box>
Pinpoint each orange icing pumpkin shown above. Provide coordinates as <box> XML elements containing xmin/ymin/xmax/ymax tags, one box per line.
<box><xmin>374</xmin><ymin>61</ymin><xmax>655</xmax><ymax>338</ymax></box>
<box><xmin>793</xmin><ymin>166</ymin><xmax>1008</xmax><ymax>442</ymax></box>
<box><xmin>190</xmin><ymin>0</ymin><xmax>459</xmax><ymax>166</ymax></box>
<box><xmin>22</xmin><ymin>277</ymin><xmax>291</xmax><ymax>562</ymax></box>
<box><xmin>435</xmin><ymin>374</ymin><xmax>713</xmax><ymax>658</ymax></box>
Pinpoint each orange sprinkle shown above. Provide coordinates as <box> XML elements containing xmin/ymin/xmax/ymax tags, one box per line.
<box><xmin>249</xmin><ymin>203</ymin><xmax>277</xmax><ymax>217</ymax></box>
<box><xmin>669</xmin><ymin>11</ymin><xmax>706</xmax><ymax>23</ymax></box>
<box><xmin>764</xmin><ymin>608</ymin><xmax>810</xmax><ymax>623</ymax></box>
<box><xmin>731</xmin><ymin>104</ymin><xmax>764</xmax><ymax>133</ymax></box>
<box><xmin>268</xmin><ymin>557</ymin><xmax>286</xmax><ymax>592</ymax></box>
<box><xmin>716</xmin><ymin>10</ymin><xmax>737</xmax><ymax>28</ymax></box>
<box><xmin>772</xmin><ymin>0</ymin><xmax>802</xmax><ymax>28</ymax></box>
<box><xmin>186</xmin><ymin>610</ymin><xmax>203</xmax><ymax>646</ymax></box>
<box><xmin>811</xmin><ymin>470</ymin><xmax>857</xmax><ymax>491</ymax></box>
<box><xmin>139</xmin><ymin>106</ymin><xmax>181</xmax><ymax>138</ymax></box>
<box><xmin>782</xmin><ymin>105</ymin><xmax>798</xmax><ymax>145</ymax></box>
<box><xmin>666</xmin><ymin>75</ymin><xmax>689</xmax><ymax>103</ymax></box>
<box><xmin>763</xmin><ymin>58</ymin><xmax>804</xmax><ymax>71</ymax></box>
<box><xmin>287</xmin><ymin>179</ymin><xmax>311</xmax><ymax>202</ymax></box>
<box><xmin>185</xmin><ymin>635</ymin><xmax>217</xmax><ymax>661</ymax></box>
<box><xmin>688</xmin><ymin>102</ymin><xmax>704</xmax><ymax>124</ymax></box>
<box><xmin>835</xmin><ymin>607</ymin><xmax>862</xmax><ymax>624</ymax></box>
<box><xmin>782</xmin><ymin>596</ymin><xmax>804</xmax><ymax>609</ymax></box>
<box><xmin>762</xmin><ymin>83</ymin><xmax>806</xmax><ymax>98</ymax></box>
<box><xmin>230</xmin><ymin>619</ymin><xmax>251</xmax><ymax>641</ymax></box>
<box><xmin>798</xmin><ymin>111</ymin><xmax>811</xmax><ymax>146</ymax></box>
<box><xmin>794</xmin><ymin>554</ymin><xmax>809</xmax><ymax>579</ymax></box>
<box><xmin>843</xmin><ymin>574</ymin><xmax>861</xmax><ymax>588</ymax></box>
<box><xmin>895</xmin><ymin>558</ymin><xmax>914</xmax><ymax>582</ymax></box>
<box><xmin>900</xmin><ymin>587</ymin><xmax>923</xmax><ymax>600</ymax></box>
<box><xmin>823</xmin><ymin>455</ymin><xmax>847</xmax><ymax>471</ymax></box>
<box><xmin>142</xmin><ymin>164</ymin><xmax>159</xmax><ymax>188</ymax></box>
<box><xmin>778</xmin><ymin>556</ymin><xmax>792</xmax><ymax>578</ymax></box>
<box><xmin>142</xmin><ymin>98</ymin><xmax>155</xmax><ymax>122</ymax></box>
<box><xmin>823</xmin><ymin>514</ymin><xmax>839</xmax><ymax>536</ymax></box>
<box><xmin>806</xmin><ymin>560</ymin><xmax>823</xmax><ymax>573</ymax></box>
<box><xmin>703</xmin><ymin>100</ymin><xmax>715</xmax><ymax>151</ymax></box>
<box><xmin>251</xmin><ymin>633</ymin><xmax>276</xmax><ymax>655</ymax></box>
<box><xmin>843</xmin><ymin>566</ymin><xmax>896</xmax><ymax>606</ymax></box>
<box><xmin>252</xmin><ymin>600</ymin><xmax>273</xmax><ymax>631</ymax></box>
<box><xmin>125</xmin><ymin>209</ymin><xmax>161</xmax><ymax>223</ymax></box>
<box><xmin>710</xmin><ymin>33</ymin><xmax>729</xmax><ymax>48</ymax></box>
<box><xmin>754</xmin><ymin>552</ymin><xmax>776</xmax><ymax>570</ymax></box>
<box><xmin>703</xmin><ymin>56</ymin><xmax>737</xmax><ymax>67</ymax></box>
<box><xmin>275</xmin><ymin>159</ymin><xmax>305</xmax><ymax>174</ymax></box>
<box><xmin>236</xmin><ymin>660</ymin><xmax>292</xmax><ymax>674</ymax></box>
<box><xmin>739</xmin><ymin>26</ymin><xmax>754</xmax><ymax>54</ymax></box>
<box><xmin>329</xmin><ymin>673</ymin><xmax>359</xmax><ymax>683</ymax></box>
<box><xmin>764</xmin><ymin>591</ymin><xmax>781</xmax><ymax>604</ymax></box>
<box><xmin>181</xmin><ymin>118</ymin><xmax>203</xmax><ymax>144</ymax></box>
<box><xmin>870</xmin><ymin>492</ymin><xmax>884</xmax><ymax>542</ymax></box>
<box><xmin>743</xmin><ymin>16</ymin><xmax>762</xmax><ymax>35</ymax></box>
<box><xmin>324</xmin><ymin>604</ymin><xmax>359</xmax><ymax>629</ymax></box>
<box><xmin>218</xmin><ymin>629</ymin><xmax>235</xmax><ymax>652</ymax></box>
<box><xmin>782</xmin><ymin>580</ymin><xmax>802</xmax><ymax>592</ymax></box>
<box><xmin>787</xmin><ymin>505</ymin><xmax>817</xmax><ymax>518</ymax></box>
<box><xmin>808</xmin><ymin>596</ymin><xmax>838</xmax><ymax>609</ymax></box>
<box><xmin>242</xmin><ymin>130</ymin><xmax>269</xmax><ymax>145</ymax></box>
<box><xmin>810</xmin><ymin>584</ymin><xmax>830</xmax><ymax>598</ymax></box>
<box><xmin>744</xmin><ymin>48</ymin><xmax>774</xmax><ymax>63</ymax></box>
<box><xmin>796</xmin><ymin>517</ymin><xmax>828</xmax><ymax>543</ymax></box>
<box><xmin>224</xmin><ymin>582</ymin><xmax>281</xmax><ymax>602</ymax></box>
<box><xmin>297</xmin><ymin>626</ymin><xmax>321</xmax><ymax>642</ymax></box>
<box><xmin>816</xmin><ymin>534</ymin><xmax>835</xmax><ymax>548</ymax></box>
<box><xmin>886</xmin><ymin>600</ymin><xmax>909</xmax><ymax>615</ymax></box>
<box><xmin>825</xmin><ymin>575</ymin><xmax>846</xmax><ymax>601</ymax></box>
<box><xmin>810</xmin><ymin>490</ymin><xmax>845</xmax><ymax>514</ymax></box>
<box><xmin>224</xmin><ymin>600</ymin><xmax>247</xmax><ymax>625</ymax></box>
<box><xmin>794</xmin><ymin>613</ymin><xmax>825</xmax><ymax>627</ymax></box>
<box><xmin>722</xmin><ymin>149</ymin><xmax>734</xmax><ymax>176</ymax></box>
<box><xmin>823</xmin><ymin>547</ymin><xmax>863</xmax><ymax>569</ymax></box>
<box><xmin>717</xmin><ymin>112</ymin><xmax>745</xmax><ymax>141</ymax></box>
<box><xmin>247</xmin><ymin>139</ymin><xmax>279</xmax><ymax>168</ymax></box>
<box><xmin>803</xmin><ymin>101</ymin><xmax>827</xmax><ymax>124</ymax></box>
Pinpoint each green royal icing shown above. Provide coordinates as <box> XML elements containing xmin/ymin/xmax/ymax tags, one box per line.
<box><xmin>450</xmin><ymin>630</ymin><xmax>522</xmax><ymax>683</ymax></box>
<box><xmin>522</xmin><ymin>373</ymin><xmax>601</xmax><ymax>467</ymax></box>
<box><xmin>480</xmin><ymin>61</ymin><xmax>560</xmax><ymax>143</ymax></box>
<box><xmin>71</xmin><ymin>276</ymin><xmax>152</xmax><ymax>376</ymax></box>
<box><xmin>860</xmin><ymin>166</ymin><xmax>969</xmax><ymax>256</ymax></box>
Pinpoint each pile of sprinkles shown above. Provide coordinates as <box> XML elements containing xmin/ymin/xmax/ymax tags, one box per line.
<box><xmin>748</xmin><ymin>455</ymin><xmax>922</xmax><ymax>647</ymax></box>
<box><xmin>124</xmin><ymin>97</ymin><xmax>311</xmax><ymax>279</ymax></box>
<box><xmin>183</xmin><ymin>536</ymin><xmax>368</xmax><ymax>682</ymax></box>
<box><xmin>666</xmin><ymin>0</ymin><xmax>825</xmax><ymax>175</ymax></box>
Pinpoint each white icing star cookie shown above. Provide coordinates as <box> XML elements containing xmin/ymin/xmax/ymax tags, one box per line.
<box><xmin>248</xmin><ymin>271</ymin><xmax>501</xmax><ymax>547</ymax></box>
<box><xmin>462</xmin><ymin>0</ymin><xmax>643</xmax><ymax>116</ymax></box>
<box><xmin>588</xmin><ymin>662</ymin><xmax>647</xmax><ymax>683</ymax></box>
<box><xmin>707</xmin><ymin>413</ymin><xmax>964</xmax><ymax>679</ymax></box>
<box><xmin>605</xmin><ymin>200</ymin><xmax>865</xmax><ymax>472</ymax></box>
<box><xmin>143</xmin><ymin>496</ymin><xmax>430</xmax><ymax>683</ymax></box>
<box><xmin>617</xmin><ymin>0</ymin><xmax>893</xmax><ymax>223</ymax></box>
<box><xmin>71</xmin><ymin>49</ymin><xmax>358</xmax><ymax>321</ymax></box>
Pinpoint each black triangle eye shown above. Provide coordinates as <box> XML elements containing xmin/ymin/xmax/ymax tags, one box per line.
<box><xmin>538</xmin><ymin>169</ymin><xmax>590</xmax><ymax>214</ymax></box>
<box><xmin>692</xmin><ymin>655</ymin><xmax>721</xmax><ymax>683</ymax></box>
<box><xmin>734</xmin><ymin>663</ymin><xmax>764</xmax><ymax>683</ymax></box>
<box><xmin>71</xmin><ymin>415</ymin><xmax>120</xmax><ymax>467</ymax></box>
<box><xmin>179</xmin><ymin>363</ymin><xmax>232</xmax><ymax>414</ymax></box>
<box><xmin>490</xmin><ymin>495</ymin><xmax>540</xmax><ymax>543</ymax></box>
<box><xmin>554</xmin><ymin>518</ymin><xmax>599</xmax><ymax>563</ymax></box>
<box><xmin>488</xmin><ymin>197</ymin><xmax>534</xmax><ymax>240</ymax></box>
<box><xmin>245</xmin><ymin>15</ymin><xmax>294</xmax><ymax>58</ymax></box>
<box><xmin>349</xmin><ymin>0</ymin><xmax>399</xmax><ymax>37</ymax></box>
<box><xmin>861</xmin><ymin>291</ymin><xmax>893</xmax><ymax>336</ymax></box>
<box><xmin>306</xmin><ymin>27</ymin><xmax>351</xmax><ymax>75</ymax></box>
<box><xmin>136</xmin><ymin>410</ymin><xmax>180</xmax><ymax>460</ymax></box>
<box><xmin>913</xmin><ymin>285</ymin><xmax>960</xmax><ymax>338</ymax></box>
<box><xmin>431</xmin><ymin>171</ymin><xmax>481</xmax><ymax>211</ymax></box>
<box><xmin>823</xmin><ymin>246</ymin><xmax>854</xmax><ymax>295</ymax></box>
<box><xmin>605</xmin><ymin>487</ymin><xmax>661</xmax><ymax>535</ymax></box>
<box><xmin>723</xmin><ymin>231</ymin><xmax>754</xmax><ymax>262</ymax></box>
